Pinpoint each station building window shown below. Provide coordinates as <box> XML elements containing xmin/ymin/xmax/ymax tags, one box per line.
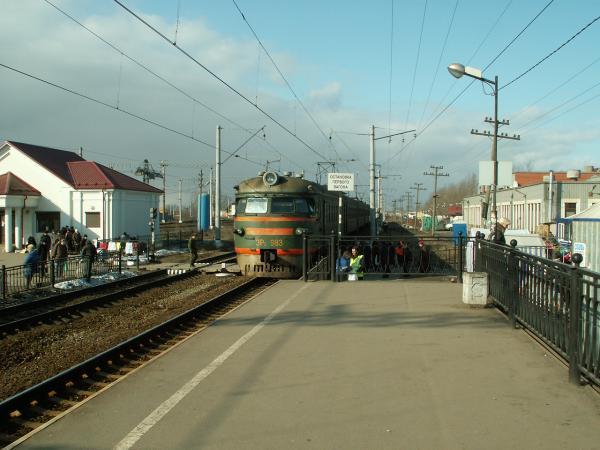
<box><xmin>564</xmin><ymin>202</ymin><xmax>577</xmax><ymax>217</ymax></box>
<box><xmin>36</xmin><ymin>211</ymin><xmax>60</xmax><ymax>233</ymax></box>
<box><xmin>86</xmin><ymin>212</ymin><xmax>101</xmax><ymax>228</ymax></box>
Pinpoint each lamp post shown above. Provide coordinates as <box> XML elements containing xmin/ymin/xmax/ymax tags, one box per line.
<box><xmin>448</xmin><ymin>63</ymin><xmax>499</xmax><ymax>222</ymax></box>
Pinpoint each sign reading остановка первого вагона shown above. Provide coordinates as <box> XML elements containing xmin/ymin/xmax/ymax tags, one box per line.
<box><xmin>327</xmin><ymin>173</ymin><xmax>354</xmax><ymax>192</ymax></box>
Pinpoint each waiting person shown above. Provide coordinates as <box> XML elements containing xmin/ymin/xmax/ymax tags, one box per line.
<box><xmin>23</xmin><ymin>244</ymin><xmax>40</xmax><ymax>289</ymax></box>
<box><xmin>349</xmin><ymin>246</ymin><xmax>365</xmax><ymax>280</ymax></box>
<box><xmin>37</xmin><ymin>241</ymin><xmax>49</xmax><ymax>276</ymax></box>
<box><xmin>336</xmin><ymin>250</ymin><xmax>351</xmax><ymax>274</ymax></box>
<box><xmin>73</xmin><ymin>229</ymin><xmax>82</xmax><ymax>253</ymax></box>
<box><xmin>27</xmin><ymin>235</ymin><xmax>37</xmax><ymax>249</ymax></box>
<box><xmin>81</xmin><ymin>240</ymin><xmax>97</xmax><ymax>281</ymax></box>
<box><xmin>80</xmin><ymin>234</ymin><xmax>88</xmax><ymax>250</ymax></box>
<box><xmin>417</xmin><ymin>239</ymin><xmax>430</xmax><ymax>273</ymax></box>
<box><xmin>488</xmin><ymin>217</ymin><xmax>510</xmax><ymax>245</ymax></box>
<box><xmin>188</xmin><ymin>233</ymin><xmax>198</xmax><ymax>268</ymax></box>
<box><xmin>51</xmin><ymin>237</ymin><xmax>68</xmax><ymax>278</ymax></box>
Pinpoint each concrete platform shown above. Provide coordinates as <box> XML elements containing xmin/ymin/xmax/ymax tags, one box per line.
<box><xmin>17</xmin><ymin>279</ymin><xmax>600</xmax><ymax>449</ymax></box>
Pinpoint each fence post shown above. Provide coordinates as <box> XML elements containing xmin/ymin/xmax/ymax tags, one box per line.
<box><xmin>1</xmin><ymin>265</ymin><xmax>5</xmax><ymax>301</ymax></box>
<box><xmin>118</xmin><ymin>247</ymin><xmax>122</xmax><ymax>274</ymax></box>
<box><xmin>50</xmin><ymin>259</ymin><xmax>55</xmax><ymax>286</ymax></box>
<box><xmin>508</xmin><ymin>240</ymin><xmax>518</xmax><ymax>328</ymax></box>
<box><xmin>179</xmin><ymin>230</ymin><xmax>182</xmax><ymax>250</ymax></box>
<box><xmin>568</xmin><ymin>253</ymin><xmax>583</xmax><ymax>385</ymax></box>
<box><xmin>302</xmin><ymin>234</ymin><xmax>308</xmax><ymax>282</ymax></box>
<box><xmin>136</xmin><ymin>246</ymin><xmax>140</xmax><ymax>270</ymax></box>
<box><xmin>458</xmin><ymin>233</ymin><xmax>464</xmax><ymax>284</ymax></box>
<box><xmin>330</xmin><ymin>234</ymin><xmax>336</xmax><ymax>282</ymax></box>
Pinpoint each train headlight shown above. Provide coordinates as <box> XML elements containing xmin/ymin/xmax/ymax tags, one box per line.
<box><xmin>234</xmin><ymin>228</ymin><xmax>245</xmax><ymax>236</ymax></box>
<box><xmin>263</xmin><ymin>171</ymin><xmax>279</xmax><ymax>187</ymax></box>
<box><xmin>295</xmin><ymin>227</ymin><xmax>308</xmax><ymax>235</ymax></box>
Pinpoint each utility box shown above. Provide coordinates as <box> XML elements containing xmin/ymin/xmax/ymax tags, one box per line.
<box><xmin>462</xmin><ymin>272</ymin><xmax>489</xmax><ymax>307</ymax></box>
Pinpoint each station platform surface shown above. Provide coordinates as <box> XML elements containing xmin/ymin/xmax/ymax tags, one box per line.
<box><xmin>18</xmin><ymin>278</ymin><xmax>600</xmax><ymax>450</ymax></box>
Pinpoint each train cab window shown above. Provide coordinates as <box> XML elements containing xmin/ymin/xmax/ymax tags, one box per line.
<box><xmin>245</xmin><ymin>198</ymin><xmax>268</xmax><ymax>214</ymax></box>
<box><xmin>271</xmin><ymin>198</ymin><xmax>295</xmax><ymax>213</ymax></box>
<box><xmin>235</xmin><ymin>199</ymin><xmax>247</xmax><ymax>214</ymax></box>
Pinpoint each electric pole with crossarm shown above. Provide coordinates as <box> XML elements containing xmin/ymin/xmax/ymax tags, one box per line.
<box><xmin>410</xmin><ymin>183</ymin><xmax>426</xmax><ymax>231</ymax></box>
<box><xmin>424</xmin><ymin>166</ymin><xmax>450</xmax><ymax>236</ymax></box>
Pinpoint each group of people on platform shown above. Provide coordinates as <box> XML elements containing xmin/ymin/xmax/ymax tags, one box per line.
<box><xmin>337</xmin><ymin>240</ymin><xmax>431</xmax><ymax>279</ymax></box>
<box><xmin>23</xmin><ymin>227</ymin><xmax>97</xmax><ymax>288</ymax></box>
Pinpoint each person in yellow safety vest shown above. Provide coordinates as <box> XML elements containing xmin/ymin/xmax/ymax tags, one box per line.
<box><xmin>349</xmin><ymin>246</ymin><xmax>365</xmax><ymax>280</ymax></box>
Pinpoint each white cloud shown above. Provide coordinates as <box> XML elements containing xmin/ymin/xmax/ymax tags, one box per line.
<box><xmin>309</xmin><ymin>82</ymin><xmax>342</xmax><ymax>110</ymax></box>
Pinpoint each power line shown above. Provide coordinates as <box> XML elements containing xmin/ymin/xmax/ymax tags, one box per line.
<box><xmin>42</xmin><ymin>0</ymin><xmax>301</xmax><ymax>171</ymax></box>
<box><xmin>231</xmin><ymin>0</ymin><xmax>339</xmax><ymax>160</ymax></box>
<box><xmin>404</xmin><ymin>0</ymin><xmax>428</xmax><ymax>128</ymax></box>
<box><xmin>0</xmin><ymin>62</ymin><xmax>265</xmax><ymax>167</ymax></box>
<box><xmin>387</xmin><ymin>0</ymin><xmax>394</xmax><ymax>139</ymax></box>
<box><xmin>386</xmin><ymin>0</ymin><xmax>554</xmax><ymax>165</ymax></box>
<box><xmin>112</xmin><ymin>0</ymin><xmax>329</xmax><ymax>162</ymax></box>
<box><xmin>417</xmin><ymin>0</ymin><xmax>459</xmax><ymax>131</ymax></box>
<box><xmin>501</xmin><ymin>13</ymin><xmax>600</xmax><ymax>90</ymax></box>
<box><xmin>483</xmin><ymin>0</ymin><xmax>554</xmax><ymax>72</ymax></box>
<box><xmin>509</xmin><ymin>55</ymin><xmax>600</xmax><ymax>123</ymax></box>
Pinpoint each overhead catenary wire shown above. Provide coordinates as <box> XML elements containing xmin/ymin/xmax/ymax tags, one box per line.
<box><xmin>111</xmin><ymin>1</ymin><xmax>329</xmax><ymax>162</ymax></box>
<box><xmin>422</xmin><ymin>0</ymin><xmax>513</xmax><ymax>129</ymax></box>
<box><xmin>484</xmin><ymin>0</ymin><xmax>554</xmax><ymax>72</ymax></box>
<box><xmin>404</xmin><ymin>0</ymin><xmax>428</xmax><ymax>128</ymax></box>
<box><xmin>501</xmin><ymin>13</ymin><xmax>600</xmax><ymax>90</ymax></box>
<box><xmin>386</xmin><ymin>0</ymin><xmax>555</xmax><ymax>166</ymax></box>
<box><xmin>417</xmin><ymin>0</ymin><xmax>459</xmax><ymax>131</ymax></box>
<box><xmin>509</xmin><ymin>54</ymin><xmax>600</xmax><ymax>123</ymax></box>
<box><xmin>0</xmin><ymin>62</ymin><xmax>265</xmax><ymax>167</ymax></box>
<box><xmin>230</xmin><ymin>0</ymin><xmax>341</xmax><ymax>162</ymax></box>
<box><xmin>42</xmin><ymin>0</ymin><xmax>301</xmax><ymax>171</ymax></box>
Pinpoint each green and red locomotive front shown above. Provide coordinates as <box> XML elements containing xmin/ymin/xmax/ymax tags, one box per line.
<box><xmin>233</xmin><ymin>172</ymin><xmax>320</xmax><ymax>278</ymax></box>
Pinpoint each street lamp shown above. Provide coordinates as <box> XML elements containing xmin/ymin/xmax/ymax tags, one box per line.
<box><xmin>448</xmin><ymin>63</ymin><xmax>500</xmax><ymax>223</ymax></box>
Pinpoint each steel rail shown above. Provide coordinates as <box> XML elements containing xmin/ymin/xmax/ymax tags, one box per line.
<box><xmin>0</xmin><ymin>277</ymin><xmax>273</xmax><ymax>444</ymax></box>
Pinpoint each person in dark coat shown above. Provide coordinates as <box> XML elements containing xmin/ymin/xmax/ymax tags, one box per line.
<box><xmin>52</xmin><ymin>237</ymin><xmax>69</xmax><ymax>277</ymax></box>
<box><xmin>417</xmin><ymin>239</ymin><xmax>430</xmax><ymax>273</ymax></box>
<box><xmin>80</xmin><ymin>234</ymin><xmax>88</xmax><ymax>250</ymax></box>
<box><xmin>73</xmin><ymin>229</ymin><xmax>82</xmax><ymax>253</ymax></box>
<box><xmin>37</xmin><ymin>241</ymin><xmax>49</xmax><ymax>276</ymax></box>
<box><xmin>188</xmin><ymin>233</ymin><xmax>198</xmax><ymax>268</ymax></box>
<box><xmin>27</xmin><ymin>235</ymin><xmax>37</xmax><ymax>248</ymax></box>
<box><xmin>488</xmin><ymin>217</ymin><xmax>510</xmax><ymax>245</ymax></box>
<box><xmin>24</xmin><ymin>245</ymin><xmax>40</xmax><ymax>289</ymax></box>
<box><xmin>81</xmin><ymin>240</ymin><xmax>97</xmax><ymax>281</ymax></box>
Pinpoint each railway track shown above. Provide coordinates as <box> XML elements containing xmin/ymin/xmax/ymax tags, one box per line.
<box><xmin>0</xmin><ymin>252</ymin><xmax>236</xmax><ymax>337</ymax></box>
<box><xmin>0</xmin><ymin>276</ymin><xmax>275</xmax><ymax>448</ymax></box>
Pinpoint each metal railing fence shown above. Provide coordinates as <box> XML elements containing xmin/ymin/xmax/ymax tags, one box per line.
<box><xmin>474</xmin><ymin>239</ymin><xmax>599</xmax><ymax>386</ymax></box>
<box><xmin>303</xmin><ymin>235</ymin><xmax>467</xmax><ymax>282</ymax></box>
<box><xmin>1</xmin><ymin>251</ymin><xmax>131</xmax><ymax>300</ymax></box>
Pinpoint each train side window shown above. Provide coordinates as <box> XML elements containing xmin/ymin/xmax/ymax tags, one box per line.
<box><xmin>293</xmin><ymin>199</ymin><xmax>314</xmax><ymax>214</ymax></box>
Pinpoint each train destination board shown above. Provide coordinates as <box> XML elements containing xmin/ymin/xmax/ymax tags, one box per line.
<box><xmin>327</xmin><ymin>172</ymin><xmax>354</xmax><ymax>192</ymax></box>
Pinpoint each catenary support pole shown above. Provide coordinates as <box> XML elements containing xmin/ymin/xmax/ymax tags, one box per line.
<box><xmin>369</xmin><ymin>125</ymin><xmax>376</xmax><ymax>237</ymax></box>
<box><xmin>215</xmin><ymin>126</ymin><xmax>222</xmax><ymax>241</ymax></box>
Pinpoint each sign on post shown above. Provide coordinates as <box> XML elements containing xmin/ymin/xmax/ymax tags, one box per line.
<box><xmin>327</xmin><ymin>173</ymin><xmax>354</xmax><ymax>240</ymax></box>
<box><xmin>327</xmin><ymin>173</ymin><xmax>355</xmax><ymax>192</ymax></box>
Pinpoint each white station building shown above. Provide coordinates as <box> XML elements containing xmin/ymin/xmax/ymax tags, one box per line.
<box><xmin>0</xmin><ymin>141</ymin><xmax>162</xmax><ymax>252</ymax></box>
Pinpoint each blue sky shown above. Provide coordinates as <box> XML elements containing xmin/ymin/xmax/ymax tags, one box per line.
<box><xmin>1</xmin><ymin>0</ymin><xmax>599</xmax><ymax>207</ymax></box>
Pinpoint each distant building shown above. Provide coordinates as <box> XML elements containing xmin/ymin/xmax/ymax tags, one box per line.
<box><xmin>463</xmin><ymin>167</ymin><xmax>600</xmax><ymax>234</ymax></box>
<box><xmin>0</xmin><ymin>141</ymin><xmax>162</xmax><ymax>251</ymax></box>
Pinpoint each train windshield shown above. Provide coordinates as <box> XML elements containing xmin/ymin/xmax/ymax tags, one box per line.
<box><xmin>237</xmin><ymin>197</ymin><xmax>315</xmax><ymax>215</ymax></box>
<box><xmin>244</xmin><ymin>198</ymin><xmax>268</xmax><ymax>214</ymax></box>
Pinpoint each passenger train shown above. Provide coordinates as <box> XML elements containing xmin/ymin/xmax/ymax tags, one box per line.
<box><xmin>233</xmin><ymin>171</ymin><xmax>370</xmax><ymax>278</ymax></box>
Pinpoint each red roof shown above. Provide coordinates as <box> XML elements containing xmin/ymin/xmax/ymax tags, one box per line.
<box><xmin>5</xmin><ymin>141</ymin><xmax>162</xmax><ymax>193</ymax></box>
<box><xmin>0</xmin><ymin>172</ymin><xmax>41</xmax><ymax>196</ymax></box>
<box><xmin>514</xmin><ymin>171</ymin><xmax>597</xmax><ymax>187</ymax></box>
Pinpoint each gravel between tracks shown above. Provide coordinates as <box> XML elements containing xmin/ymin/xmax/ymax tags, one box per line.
<box><xmin>0</xmin><ymin>274</ymin><xmax>252</xmax><ymax>402</ymax></box>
